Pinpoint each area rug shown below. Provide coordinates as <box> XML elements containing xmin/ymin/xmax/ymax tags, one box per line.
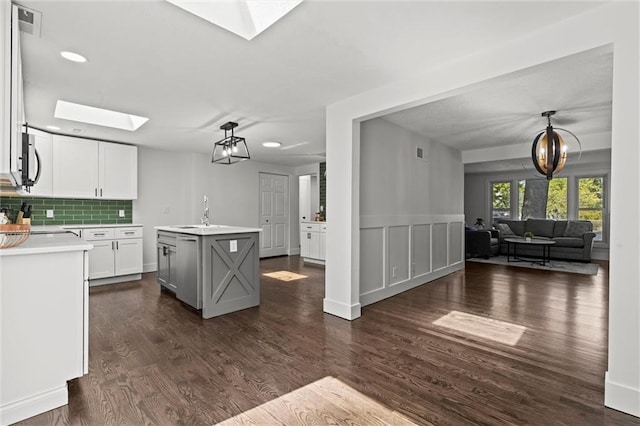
<box><xmin>216</xmin><ymin>376</ymin><xmax>416</xmax><ymax>425</ymax></box>
<box><xmin>467</xmin><ymin>255</ymin><xmax>598</xmax><ymax>275</ymax></box>
<box><xmin>433</xmin><ymin>310</ymin><xmax>526</xmax><ymax>346</ymax></box>
<box><xmin>262</xmin><ymin>270</ymin><xmax>308</xmax><ymax>281</ymax></box>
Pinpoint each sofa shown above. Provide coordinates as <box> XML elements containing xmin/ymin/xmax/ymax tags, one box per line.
<box><xmin>494</xmin><ymin>219</ymin><xmax>595</xmax><ymax>262</ymax></box>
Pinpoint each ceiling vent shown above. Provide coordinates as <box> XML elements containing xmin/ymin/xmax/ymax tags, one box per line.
<box><xmin>17</xmin><ymin>5</ymin><xmax>42</xmax><ymax>38</ymax></box>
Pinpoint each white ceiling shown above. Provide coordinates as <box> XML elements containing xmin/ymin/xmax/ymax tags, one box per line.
<box><xmin>19</xmin><ymin>1</ymin><xmax>607</xmax><ymax>167</ymax></box>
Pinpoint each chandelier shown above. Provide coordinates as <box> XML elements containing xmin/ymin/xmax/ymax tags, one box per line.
<box><xmin>531</xmin><ymin>110</ymin><xmax>580</xmax><ymax>180</ymax></box>
<box><xmin>211</xmin><ymin>121</ymin><xmax>250</xmax><ymax>165</ymax></box>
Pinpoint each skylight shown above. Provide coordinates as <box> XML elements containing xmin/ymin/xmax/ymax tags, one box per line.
<box><xmin>54</xmin><ymin>100</ymin><xmax>149</xmax><ymax>131</ymax></box>
<box><xmin>165</xmin><ymin>0</ymin><xmax>302</xmax><ymax>40</ymax></box>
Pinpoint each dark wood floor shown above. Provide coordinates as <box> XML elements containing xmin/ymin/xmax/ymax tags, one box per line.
<box><xmin>18</xmin><ymin>257</ymin><xmax>640</xmax><ymax>425</ymax></box>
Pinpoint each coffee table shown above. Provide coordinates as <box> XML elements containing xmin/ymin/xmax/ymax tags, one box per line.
<box><xmin>504</xmin><ymin>237</ymin><xmax>556</xmax><ymax>266</ymax></box>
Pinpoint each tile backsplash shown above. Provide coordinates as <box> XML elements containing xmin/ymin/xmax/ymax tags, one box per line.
<box><xmin>0</xmin><ymin>196</ymin><xmax>132</xmax><ymax>226</ymax></box>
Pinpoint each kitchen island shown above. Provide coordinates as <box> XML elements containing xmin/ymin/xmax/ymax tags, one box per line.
<box><xmin>0</xmin><ymin>233</ymin><xmax>92</xmax><ymax>425</ymax></box>
<box><xmin>155</xmin><ymin>225</ymin><xmax>261</xmax><ymax>319</ymax></box>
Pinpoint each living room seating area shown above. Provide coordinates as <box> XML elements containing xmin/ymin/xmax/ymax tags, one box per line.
<box><xmin>466</xmin><ymin>219</ymin><xmax>595</xmax><ymax>262</ymax></box>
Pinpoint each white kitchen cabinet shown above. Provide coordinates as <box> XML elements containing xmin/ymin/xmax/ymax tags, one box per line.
<box><xmin>320</xmin><ymin>223</ymin><xmax>327</xmax><ymax>260</ymax></box>
<box><xmin>80</xmin><ymin>226</ymin><xmax>143</xmax><ymax>285</ymax></box>
<box><xmin>300</xmin><ymin>222</ymin><xmax>326</xmax><ymax>265</ymax></box>
<box><xmin>27</xmin><ymin>129</ymin><xmax>54</xmax><ymax>196</ymax></box>
<box><xmin>52</xmin><ymin>135</ymin><xmax>137</xmax><ymax>199</ymax></box>
<box><xmin>115</xmin><ymin>238</ymin><xmax>143</xmax><ymax>275</ymax></box>
<box><xmin>99</xmin><ymin>142</ymin><xmax>137</xmax><ymax>199</ymax></box>
<box><xmin>52</xmin><ymin>135</ymin><xmax>99</xmax><ymax>198</ymax></box>
<box><xmin>0</xmin><ymin>234</ymin><xmax>90</xmax><ymax>424</ymax></box>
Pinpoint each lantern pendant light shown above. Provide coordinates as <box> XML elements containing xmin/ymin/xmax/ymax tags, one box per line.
<box><xmin>531</xmin><ymin>111</ymin><xmax>576</xmax><ymax>180</ymax></box>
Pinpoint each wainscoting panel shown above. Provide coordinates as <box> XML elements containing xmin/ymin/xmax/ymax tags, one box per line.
<box><xmin>432</xmin><ymin>223</ymin><xmax>448</xmax><ymax>271</ymax></box>
<box><xmin>360</xmin><ymin>227</ymin><xmax>385</xmax><ymax>296</ymax></box>
<box><xmin>359</xmin><ymin>215</ymin><xmax>465</xmax><ymax>307</ymax></box>
<box><xmin>388</xmin><ymin>226</ymin><xmax>410</xmax><ymax>286</ymax></box>
<box><xmin>411</xmin><ymin>224</ymin><xmax>431</xmax><ymax>278</ymax></box>
<box><xmin>449</xmin><ymin>222</ymin><xmax>463</xmax><ymax>265</ymax></box>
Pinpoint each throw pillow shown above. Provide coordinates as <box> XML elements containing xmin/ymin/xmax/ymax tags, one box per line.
<box><xmin>497</xmin><ymin>223</ymin><xmax>515</xmax><ymax>235</ymax></box>
<box><xmin>564</xmin><ymin>221</ymin><xmax>591</xmax><ymax>237</ymax></box>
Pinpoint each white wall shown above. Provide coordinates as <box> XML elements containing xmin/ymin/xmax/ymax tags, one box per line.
<box><xmin>325</xmin><ymin>2</ymin><xmax>638</xmax><ymax>417</ymax></box>
<box><xmin>132</xmin><ymin>147</ymin><xmax>298</xmax><ymax>272</ymax></box>
<box><xmin>359</xmin><ymin>118</ymin><xmax>465</xmax><ymax>306</ymax></box>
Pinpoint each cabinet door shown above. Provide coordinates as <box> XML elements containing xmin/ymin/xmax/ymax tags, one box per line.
<box><xmin>99</xmin><ymin>142</ymin><xmax>137</xmax><ymax>200</ymax></box>
<box><xmin>319</xmin><ymin>231</ymin><xmax>326</xmax><ymax>261</ymax></box>
<box><xmin>168</xmin><ymin>246</ymin><xmax>178</xmax><ymax>291</ymax></box>
<box><xmin>176</xmin><ymin>236</ymin><xmax>201</xmax><ymax>309</ymax></box>
<box><xmin>309</xmin><ymin>232</ymin><xmax>321</xmax><ymax>259</ymax></box>
<box><xmin>114</xmin><ymin>238</ymin><xmax>143</xmax><ymax>276</ymax></box>
<box><xmin>300</xmin><ymin>231</ymin><xmax>311</xmax><ymax>257</ymax></box>
<box><xmin>88</xmin><ymin>240</ymin><xmax>115</xmax><ymax>279</ymax></box>
<box><xmin>28</xmin><ymin>130</ymin><xmax>53</xmax><ymax>196</ymax></box>
<box><xmin>157</xmin><ymin>244</ymin><xmax>170</xmax><ymax>288</ymax></box>
<box><xmin>52</xmin><ymin>135</ymin><xmax>99</xmax><ymax>198</ymax></box>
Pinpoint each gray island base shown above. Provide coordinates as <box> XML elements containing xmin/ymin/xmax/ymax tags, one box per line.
<box><xmin>155</xmin><ymin>225</ymin><xmax>261</xmax><ymax>319</ymax></box>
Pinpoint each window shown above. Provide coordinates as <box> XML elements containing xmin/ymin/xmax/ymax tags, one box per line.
<box><xmin>518</xmin><ymin>178</ymin><xmax>567</xmax><ymax>219</ymax></box>
<box><xmin>546</xmin><ymin>177</ymin><xmax>567</xmax><ymax>219</ymax></box>
<box><xmin>578</xmin><ymin>176</ymin><xmax>605</xmax><ymax>241</ymax></box>
<box><xmin>491</xmin><ymin>181</ymin><xmax>511</xmax><ymax>220</ymax></box>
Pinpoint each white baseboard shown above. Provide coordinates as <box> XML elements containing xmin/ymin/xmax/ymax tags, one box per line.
<box><xmin>605</xmin><ymin>372</ymin><xmax>640</xmax><ymax>417</ymax></box>
<box><xmin>288</xmin><ymin>248</ymin><xmax>300</xmax><ymax>256</ymax></box>
<box><xmin>89</xmin><ymin>273</ymin><xmax>142</xmax><ymax>287</ymax></box>
<box><xmin>323</xmin><ymin>298</ymin><xmax>361</xmax><ymax>320</ymax></box>
<box><xmin>0</xmin><ymin>385</ymin><xmax>68</xmax><ymax>426</ymax></box>
<box><xmin>143</xmin><ymin>262</ymin><xmax>157</xmax><ymax>273</ymax></box>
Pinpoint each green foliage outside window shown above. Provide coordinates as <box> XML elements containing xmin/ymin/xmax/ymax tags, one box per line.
<box><xmin>491</xmin><ymin>181</ymin><xmax>511</xmax><ymax>219</ymax></box>
<box><xmin>578</xmin><ymin>177</ymin><xmax>604</xmax><ymax>240</ymax></box>
<box><xmin>546</xmin><ymin>178</ymin><xmax>567</xmax><ymax>219</ymax></box>
<box><xmin>492</xmin><ymin>182</ymin><xmax>510</xmax><ymax>209</ymax></box>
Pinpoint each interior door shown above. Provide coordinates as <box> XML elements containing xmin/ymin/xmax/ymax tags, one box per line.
<box><xmin>259</xmin><ymin>172</ymin><xmax>288</xmax><ymax>257</ymax></box>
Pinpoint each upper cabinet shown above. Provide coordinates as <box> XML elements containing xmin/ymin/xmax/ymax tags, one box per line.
<box><xmin>53</xmin><ymin>135</ymin><xmax>99</xmax><ymax>198</ymax></box>
<box><xmin>52</xmin><ymin>135</ymin><xmax>137</xmax><ymax>200</ymax></box>
<box><xmin>27</xmin><ymin>129</ymin><xmax>53</xmax><ymax>197</ymax></box>
<box><xmin>99</xmin><ymin>141</ymin><xmax>137</xmax><ymax>199</ymax></box>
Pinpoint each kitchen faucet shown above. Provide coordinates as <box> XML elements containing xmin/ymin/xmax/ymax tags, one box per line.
<box><xmin>201</xmin><ymin>195</ymin><xmax>210</xmax><ymax>226</ymax></box>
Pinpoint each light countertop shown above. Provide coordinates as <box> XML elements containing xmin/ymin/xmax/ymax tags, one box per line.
<box><xmin>61</xmin><ymin>224</ymin><xmax>143</xmax><ymax>229</ymax></box>
<box><xmin>0</xmin><ymin>233</ymin><xmax>93</xmax><ymax>256</ymax></box>
<box><xmin>155</xmin><ymin>225</ymin><xmax>262</xmax><ymax>236</ymax></box>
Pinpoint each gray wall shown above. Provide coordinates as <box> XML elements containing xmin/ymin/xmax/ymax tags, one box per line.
<box><xmin>360</xmin><ymin>118</ymin><xmax>463</xmax><ymax>215</ymax></box>
<box><xmin>358</xmin><ymin>117</ymin><xmax>464</xmax><ymax>307</ymax></box>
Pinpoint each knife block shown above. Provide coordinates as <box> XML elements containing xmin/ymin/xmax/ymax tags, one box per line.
<box><xmin>16</xmin><ymin>217</ymin><xmax>30</xmax><ymax>225</ymax></box>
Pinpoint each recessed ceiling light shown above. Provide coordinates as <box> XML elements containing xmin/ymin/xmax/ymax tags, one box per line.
<box><xmin>166</xmin><ymin>0</ymin><xmax>303</xmax><ymax>40</ymax></box>
<box><xmin>45</xmin><ymin>125</ymin><xmax>60</xmax><ymax>131</ymax></box>
<box><xmin>263</xmin><ymin>141</ymin><xmax>282</xmax><ymax>148</ymax></box>
<box><xmin>54</xmin><ymin>100</ymin><xmax>149</xmax><ymax>131</ymax></box>
<box><xmin>60</xmin><ymin>51</ymin><xmax>87</xmax><ymax>63</ymax></box>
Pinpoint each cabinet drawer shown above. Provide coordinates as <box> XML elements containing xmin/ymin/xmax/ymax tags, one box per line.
<box><xmin>320</xmin><ymin>223</ymin><xmax>327</xmax><ymax>232</ymax></box>
<box><xmin>115</xmin><ymin>227</ymin><xmax>142</xmax><ymax>239</ymax></box>
<box><xmin>301</xmin><ymin>223</ymin><xmax>320</xmax><ymax>232</ymax></box>
<box><xmin>83</xmin><ymin>228</ymin><xmax>115</xmax><ymax>241</ymax></box>
<box><xmin>157</xmin><ymin>231</ymin><xmax>177</xmax><ymax>246</ymax></box>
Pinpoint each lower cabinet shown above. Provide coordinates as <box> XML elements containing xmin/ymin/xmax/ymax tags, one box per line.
<box><xmin>176</xmin><ymin>235</ymin><xmax>202</xmax><ymax>309</ymax></box>
<box><xmin>300</xmin><ymin>222</ymin><xmax>326</xmax><ymax>264</ymax></box>
<box><xmin>157</xmin><ymin>231</ymin><xmax>177</xmax><ymax>292</ymax></box>
<box><xmin>80</xmin><ymin>226</ymin><xmax>143</xmax><ymax>285</ymax></box>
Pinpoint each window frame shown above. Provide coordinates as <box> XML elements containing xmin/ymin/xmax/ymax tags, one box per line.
<box><xmin>489</xmin><ymin>180</ymin><xmax>512</xmax><ymax>221</ymax></box>
<box><xmin>575</xmin><ymin>174</ymin><xmax>607</xmax><ymax>243</ymax></box>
